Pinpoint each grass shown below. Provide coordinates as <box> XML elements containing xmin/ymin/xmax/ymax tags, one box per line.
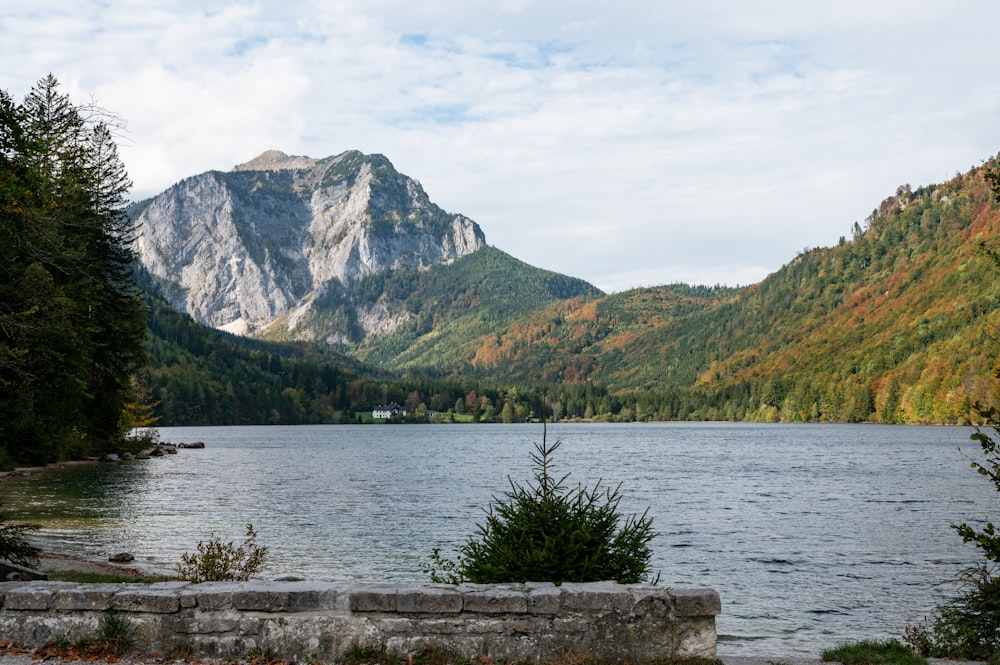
<box><xmin>45</xmin><ymin>569</ymin><xmax>167</xmax><ymax>583</ymax></box>
<box><xmin>821</xmin><ymin>639</ymin><xmax>927</xmax><ymax>665</ymax></box>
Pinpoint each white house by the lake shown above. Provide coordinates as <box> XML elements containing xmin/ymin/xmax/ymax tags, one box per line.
<box><xmin>372</xmin><ymin>403</ymin><xmax>407</xmax><ymax>419</ymax></box>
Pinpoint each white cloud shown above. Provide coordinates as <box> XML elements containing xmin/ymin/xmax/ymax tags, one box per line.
<box><xmin>4</xmin><ymin>0</ymin><xmax>1000</xmax><ymax>292</ymax></box>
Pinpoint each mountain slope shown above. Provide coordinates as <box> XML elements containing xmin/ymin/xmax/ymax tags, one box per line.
<box><xmin>409</xmin><ymin>161</ymin><xmax>1000</xmax><ymax>423</ymax></box>
<box><xmin>133</xmin><ymin>150</ymin><xmax>486</xmax><ymax>340</ymax></box>
<box><xmin>348</xmin><ymin>246</ymin><xmax>604</xmax><ymax>371</ymax></box>
<box><xmin>133</xmin><ymin>147</ymin><xmax>1000</xmax><ymax>425</ymax></box>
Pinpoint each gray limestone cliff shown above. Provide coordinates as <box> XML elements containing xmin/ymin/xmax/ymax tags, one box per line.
<box><xmin>134</xmin><ymin>150</ymin><xmax>486</xmax><ymax>339</ymax></box>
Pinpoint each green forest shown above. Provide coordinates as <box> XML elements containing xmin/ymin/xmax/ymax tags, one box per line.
<box><xmin>0</xmin><ymin>76</ymin><xmax>147</xmax><ymax>465</ymax></box>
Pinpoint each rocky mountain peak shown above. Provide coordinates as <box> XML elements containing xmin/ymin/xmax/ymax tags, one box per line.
<box><xmin>135</xmin><ymin>150</ymin><xmax>487</xmax><ymax>341</ymax></box>
<box><xmin>233</xmin><ymin>150</ymin><xmax>318</xmax><ymax>172</ymax></box>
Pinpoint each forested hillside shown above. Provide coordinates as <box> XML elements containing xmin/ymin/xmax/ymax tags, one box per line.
<box><xmin>435</xmin><ymin>161</ymin><xmax>1000</xmax><ymax>423</ymax></box>
<box><xmin>141</xmin><ymin>158</ymin><xmax>1000</xmax><ymax>426</ymax></box>
<box><xmin>690</xmin><ymin>169</ymin><xmax>1000</xmax><ymax>423</ymax></box>
<box><xmin>348</xmin><ymin>246</ymin><xmax>604</xmax><ymax>369</ymax></box>
<box><xmin>140</xmin><ymin>285</ymin><xmax>631</xmax><ymax>426</ymax></box>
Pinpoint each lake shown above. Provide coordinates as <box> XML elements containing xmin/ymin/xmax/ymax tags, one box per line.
<box><xmin>0</xmin><ymin>422</ymin><xmax>994</xmax><ymax>657</ymax></box>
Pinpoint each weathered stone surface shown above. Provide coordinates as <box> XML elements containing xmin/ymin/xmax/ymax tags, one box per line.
<box><xmin>52</xmin><ymin>585</ymin><xmax>117</xmax><ymax>611</ymax></box>
<box><xmin>671</xmin><ymin>588</ymin><xmax>721</xmax><ymax>617</ymax></box>
<box><xmin>0</xmin><ymin>613</ymin><xmax>98</xmax><ymax>643</ymax></box>
<box><xmin>349</xmin><ymin>586</ymin><xmax>398</xmax><ymax>612</ymax></box>
<box><xmin>2</xmin><ymin>583</ymin><xmax>71</xmax><ymax>610</ymax></box>
<box><xmin>111</xmin><ymin>587</ymin><xmax>182</xmax><ymax>613</ymax></box>
<box><xmin>396</xmin><ymin>586</ymin><xmax>462</xmax><ymax>614</ymax></box>
<box><xmin>525</xmin><ymin>584</ymin><xmax>561</xmax><ymax>615</ymax></box>
<box><xmin>170</xmin><ymin>611</ymin><xmax>242</xmax><ymax>635</ymax></box>
<box><xmin>557</xmin><ymin>581</ymin><xmax>634</xmax><ymax>613</ymax></box>
<box><xmin>178</xmin><ymin>582</ymin><xmax>234</xmax><ymax>610</ymax></box>
<box><xmin>461</xmin><ymin>587</ymin><xmax>527</xmax><ymax>613</ymax></box>
<box><xmin>233</xmin><ymin>581</ymin><xmax>348</xmax><ymax>613</ymax></box>
<box><xmin>0</xmin><ymin>581</ymin><xmax>719</xmax><ymax>662</ymax></box>
<box><xmin>385</xmin><ymin>634</ymin><xmax>485</xmax><ymax>660</ymax></box>
<box><xmin>672</xmin><ymin>616</ymin><xmax>718</xmax><ymax>658</ymax></box>
<box><xmin>629</xmin><ymin>585</ymin><xmax>673</xmax><ymax>618</ymax></box>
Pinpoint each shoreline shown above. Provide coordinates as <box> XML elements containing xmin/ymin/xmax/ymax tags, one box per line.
<box><xmin>1</xmin><ymin>457</ymin><xmax>177</xmax><ymax>580</ymax></box>
<box><xmin>36</xmin><ymin>550</ymin><xmax>172</xmax><ymax>580</ymax></box>
<box><xmin>0</xmin><ymin>458</ymin><xmax>105</xmax><ymax>480</ymax></box>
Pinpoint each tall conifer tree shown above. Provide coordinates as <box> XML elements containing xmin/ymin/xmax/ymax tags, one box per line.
<box><xmin>0</xmin><ymin>75</ymin><xmax>145</xmax><ymax>464</ymax></box>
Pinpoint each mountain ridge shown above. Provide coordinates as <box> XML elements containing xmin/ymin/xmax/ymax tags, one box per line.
<box><xmin>133</xmin><ymin>149</ymin><xmax>489</xmax><ymax>339</ymax></box>
<box><xmin>135</xmin><ymin>149</ymin><xmax>1000</xmax><ymax>425</ymax></box>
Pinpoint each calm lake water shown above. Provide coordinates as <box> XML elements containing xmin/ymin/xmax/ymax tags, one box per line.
<box><xmin>0</xmin><ymin>422</ymin><xmax>995</xmax><ymax>657</ymax></box>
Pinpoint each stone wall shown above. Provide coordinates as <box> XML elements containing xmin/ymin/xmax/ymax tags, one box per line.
<box><xmin>0</xmin><ymin>581</ymin><xmax>720</xmax><ymax>662</ymax></box>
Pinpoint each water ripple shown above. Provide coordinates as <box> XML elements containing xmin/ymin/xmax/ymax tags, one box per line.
<box><xmin>0</xmin><ymin>422</ymin><xmax>994</xmax><ymax>658</ymax></box>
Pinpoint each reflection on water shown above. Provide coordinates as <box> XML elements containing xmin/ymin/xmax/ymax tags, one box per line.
<box><xmin>0</xmin><ymin>422</ymin><xmax>995</xmax><ymax>657</ymax></box>
<box><xmin>3</xmin><ymin>462</ymin><xmax>146</xmax><ymax>528</ymax></box>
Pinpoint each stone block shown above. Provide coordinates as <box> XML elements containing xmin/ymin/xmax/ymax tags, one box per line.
<box><xmin>374</xmin><ymin>616</ymin><xmax>415</xmax><ymax>634</ymax></box>
<box><xmin>385</xmin><ymin>634</ymin><xmax>485</xmax><ymax>660</ymax></box>
<box><xmin>238</xmin><ymin>614</ymin><xmax>264</xmax><ymax>635</ymax></box>
<box><xmin>500</xmin><ymin>616</ymin><xmax>550</xmax><ymax>635</ymax></box>
<box><xmin>349</xmin><ymin>586</ymin><xmax>397</xmax><ymax>612</ymax></box>
<box><xmin>628</xmin><ymin>586</ymin><xmax>673</xmax><ymax>618</ymax></box>
<box><xmin>396</xmin><ymin>587</ymin><xmax>462</xmax><ymax>614</ymax></box>
<box><xmin>671</xmin><ymin>616</ymin><xmax>717</xmax><ymax>659</ymax></box>
<box><xmin>3</xmin><ymin>585</ymin><xmax>61</xmax><ymax>610</ymax></box>
<box><xmin>557</xmin><ymin>582</ymin><xmax>633</xmax><ymax>613</ymax></box>
<box><xmin>52</xmin><ymin>586</ymin><xmax>117</xmax><ymax>611</ymax></box>
<box><xmin>551</xmin><ymin>614</ymin><xmax>590</xmax><ymax>635</ymax></box>
<box><xmin>111</xmin><ymin>588</ymin><xmax>181</xmax><ymax>613</ymax></box>
<box><xmin>671</xmin><ymin>588</ymin><xmax>721</xmax><ymax>617</ymax></box>
<box><xmin>169</xmin><ymin>612</ymin><xmax>241</xmax><ymax>635</ymax></box>
<box><xmin>179</xmin><ymin>582</ymin><xmax>237</xmax><ymax>610</ymax></box>
<box><xmin>408</xmin><ymin>617</ymin><xmax>479</xmax><ymax>635</ymax></box>
<box><xmin>526</xmin><ymin>585</ymin><xmax>561</xmax><ymax>615</ymax></box>
<box><xmin>461</xmin><ymin>588</ymin><xmax>527</xmax><ymax>614</ymax></box>
<box><xmin>234</xmin><ymin>581</ymin><xmax>346</xmax><ymax>613</ymax></box>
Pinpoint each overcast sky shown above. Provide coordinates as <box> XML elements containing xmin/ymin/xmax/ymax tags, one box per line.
<box><xmin>5</xmin><ymin>2</ymin><xmax>1000</xmax><ymax>292</ymax></box>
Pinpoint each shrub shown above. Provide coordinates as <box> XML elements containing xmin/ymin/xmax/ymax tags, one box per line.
<box><xmin>0</xmin><ymin>502</ymin><xmax>40</xmax><ymax>568</ymax></box>
<box><xmin>428</xmin><ymin>424</ymin><xmax>657</xmax><ymax>585</ymax></box>
<box><xmin>177</xmin><ymin>522</ymin><xmax>267</xmax><ymax>582</ymax></box>
<box><xmin>905</xmin><ymin>407</ymin><xmax>1000</xmax><ymax>660</ymax></box>
<box><xmin>906</xmin><ymin>562</ymin><xmax>1000</xmax><ymax>660</ymax></box>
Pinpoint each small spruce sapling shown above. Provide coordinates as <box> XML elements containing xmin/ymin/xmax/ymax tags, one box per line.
<box><xmin>428</xmin><ymin>413</ymin><xmax>657</xmax><ymax>585</ymax></box>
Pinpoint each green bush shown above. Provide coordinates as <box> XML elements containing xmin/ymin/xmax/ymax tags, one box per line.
<box><xmin>906</xmin><ymin>563</ymin><xmax>1000</xmax><ymax>660</ymax></box>
<box><xmin>177</xmin><ymin>522</ymin><xmax>268</xmax><ymax>582</ymax></box>
<box><xmin>428</xmin><ymin>427</ymin><xmax>657</xmax><ymax>585</ymax></box>
<box><xmin>0</xmin><ymin>502</ymin><xmax>40</xmax><ymax>568</ymax></box>
<box><xmin>905</xmin><ymin>406</ymin><xmax>1000</xmax><ymax>660</ymax></box>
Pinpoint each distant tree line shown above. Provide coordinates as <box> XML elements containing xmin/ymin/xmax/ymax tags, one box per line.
<box><xmin>140</xmin><ymin>294</ymin><xmax>734</xmax><ymax>426</ymax></box>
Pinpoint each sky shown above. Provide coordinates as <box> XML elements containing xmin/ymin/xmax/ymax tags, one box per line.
<box><xmin>4</xmin><ymin>2</ymin><xmax>1000</xmax><ymax>293</ymax></box>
